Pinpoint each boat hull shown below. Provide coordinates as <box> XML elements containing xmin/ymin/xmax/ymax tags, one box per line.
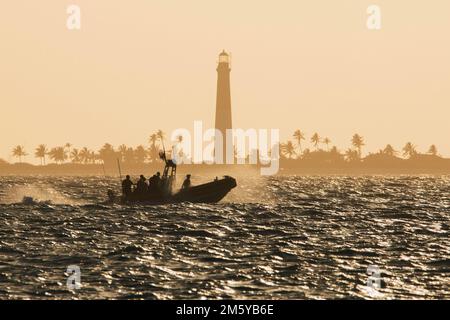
<box><xmin>109</xmin><ymin>176</ymin><xmax>237</xmax><ymax>204</ymax></box>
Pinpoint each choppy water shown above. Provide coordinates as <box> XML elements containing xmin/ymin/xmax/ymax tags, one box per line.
<box><xmin>0</xmin><ymin>175</ymin><xmax>448</xmax><ymax>299</ymax></box>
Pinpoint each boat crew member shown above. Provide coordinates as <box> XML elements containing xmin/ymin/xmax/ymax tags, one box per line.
<box><xmin>148</xmin><ymin>172</ymin><xmax>162</xmax><ymax>193</ymax></box>
<box><xmin>121</xmin><ymin>175</ymin><xmax>133</xmax><ymax>197</ymax></box>
<box><xmin>181</xmin><ymin>174</ymin><xmax>191</xmax><ymax>190</ymax></box>
<box><xmin>155</xmin><ymin>172</ymin><xmax>161</xmax><ymax>186</ymax></box>
<box><xmin>136</xmin><ymin>175</ymin><xmax>148</xmax><ymax>194</ymax></box>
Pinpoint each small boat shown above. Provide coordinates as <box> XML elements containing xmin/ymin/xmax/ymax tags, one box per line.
<box><xmin>107</xmin><ymin>152</ymin><xmax>237</xmax><ymax>204</ymax></box>
<box><xmin>172</xmin><ymin>175</ymin><xmax>237</xmax><ymax>203</ymax></box>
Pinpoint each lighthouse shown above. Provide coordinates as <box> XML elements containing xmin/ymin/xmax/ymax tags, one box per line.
<box><xmin>214</xmin><ymin>50</ymin><xmax>232</xmax><ymax>163</ymax></box>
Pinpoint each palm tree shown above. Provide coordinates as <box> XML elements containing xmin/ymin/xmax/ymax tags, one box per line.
<box><xmin>157</xmin><ymin>130</ymin><xmax>166</xmax><ymax>148</ymax></box>
<box><xmin>89</xmin><ymin>151</ymin><xmax>97</xmax><ymax>164</ymax></box>
<box><xmin>79</xmin><ymin>147</ymin><xmax>91</xmax><ymax>164</ymax></box>
<box><xmin>281</xmin><ymin>141</ymin><xmax>296</xmax><ymax>159</ymax></box>
<box><xmin>383</xmin><ymin>144</ymin><xmax>397</xmax><ymax>156</ymax></box>
<box><xmin>330</xmin><ymin>146</ymin><xmax>343</xmax><ymax>162</ymax></box>
<box><xmin>98</xmin><ymin>143</ymin><xmax>116</xmax><ymax>165</ymax></box>
<box><xmin>134</xmin><ymin>145</ymin><xmax>148</xmax><ymax>164</ymax></box>
<box><xmin>48</xmin><ymin>147</ymin><xmax>67</xmax><ymax>164</ymax></box>
<box><xmin>148</xmin><ymin>133</ymin><xmax>159</xmax><ymax>162</ymax></box>
<box><xmin>149</xmin><ymin>133</ymin><xmax>158</xmax><ymax>146</ymax></box>
<box><xmin>351</xmin><ymin>134</ymin><xmax>365</xmax><ymax>158</ymax></box>
<box><xmin>35</xmin><ymin>144</ymin><xmax>48</xmax><ymax>165</ymax></box>
<box><xmin>402</xmin><ymin>142</ymin><xmax>417</xmax><ymax>159</ymax></box>
<box><xmin>311</xmin><ymin>133</ymin><xmax>320</xmax><ymax>150</ymax></box>
<box><xmin>70</xmin><ymin>148</ymin><xmax>81</xmax><ymax>163</ymax></box>
<box><xmin>293</xmin><ymin>130</ymin><xmax>305</xmax><ymax>155</ymax></box>
<box><xmin>12</xmin><ymin>145</ymin><xmax>27</xmax><ymax>163</ymax></box>
<box><xmin>118</xmin><ymin>144</ymin><xmax>127</xmax><ymax>162</ymax></box>
<box><xmin>124</xmin><ymin>147</ymin><xmax>136</xmax><ymax>165</ymax></box>
<box><xmin>345</xmin><ymin>148</ymin><xmax>359</xmax><ymax>162</ymax></box>
<box><xmin>153</xmin><ymin>129</ymin><xmax>166</xmax><ymax>160</ymax></box>
<box><xmin>323</xmin><ymin>137</ymin><xmax>331</xmax><ymax>151</ymax></box>
<box><xmin>428</xmin><ymin>145</ymin><xmax>438</xmax><ymax>156</ymax></box>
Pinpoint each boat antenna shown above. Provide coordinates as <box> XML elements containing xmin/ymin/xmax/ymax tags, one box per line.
<box><xmin>161</xmin><ymin>139</ymin><xmax>166</xmax><ymax>158</ymax></box>
<box><xmin>117</xmin><ymin>158</ymin><xmax>123</xmax><ymax>182</ymax></box>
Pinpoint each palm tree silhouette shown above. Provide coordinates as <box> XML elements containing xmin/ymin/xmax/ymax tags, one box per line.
<box><xmin>79</xmin><ymin>147</ymin><xmax>91</xmax><ymax>164</ymax></box>
<box><xmin>157</xmin><ymin>129</ymin><xmax>165</xmax><ymax>145</ymax></box>
<box><xmin>70</xmin><ymin>148</ymin><xmax>81</xmax><ymax>163</ymax></box>
<box><xmin>402</xmin><ymin>142</ymin><xmax>417</xmax><ymax>159</ymax></box>
<box><xmin>428</xmin><ymin>145</ymin><xmax>438</xmax><ymax>156</ymax></box>
<box><xmin>148</xmin><ymin>133</ymin><xmax>159</xmax><ymax>162</ymax></box>
<box><xmin>311</xmin><ymin>133</ymin><xmax>320</xmax><ymax>150</ymax></box>
<box><xmin>89</xmin><ymin>151</ymin><xmax>97</xmax><ymax>164</ymax></box>
<box><xmin>156</xmin><ymin>129</ymin><xmax>167</xmax><ymax>159</ymax></box>
<box><xmin>149</xmin><ymin>134</ymin><xmax>158</xmax><ymax>147</ymax></box>
<box><xmin>383</xmin><ymin>144</ymin><xmax>397</xmax><ymax>156</ymax></box>
<box><xmin>98</xmin><ymin>143</ymin><xmax>116</xmax><ymax>165</ymax></box>
<box><xmin>293</xmin><ymin>130</ymin><xmax>305</xmax><ymax>155</ymax></box>
<box><xmin>35</xmin><ymin>144</ymin><xmax>48</xmax><ymax>165</ymax></box>
<box><xmin>118</xmin><ymin>144</ymin><xmax>127</xmax><ymax>162</ymax></box>
<box><xmin>323</xmin><ymin>137</ymin><xmax>331</xmax><ymax>151</ymax></box>
<box><xmin>12</xmin><ymin>145</ymin><xmax>27</xmax><ymax>163</ymax></box>
<box><xmin>281</xmin><ymin>141</ymin><xmax>296</xmax><ymax>159</ymax></box>
<box><xmin>345</xmin><ymin>148</ymin><xmax>359</xmax><ymax>162</ymax></box>
<box><xmin>351</xmin><ymin>134</ymin><xmax>365</xmax><ymax>158</ymax></box>
<box><xmin>48</xmin><ymin>147</ymin><xmax>67</xmax><ymax>164</ymax></box>
<box><xmin>124</xmin><ymin>147</ymin><xmax>136</xmax><ymax>165</ymax></box>
<box><xmin>134</xmin><ymin>145</ymin><xmax>148</xmax><ymax>164</ymax></box>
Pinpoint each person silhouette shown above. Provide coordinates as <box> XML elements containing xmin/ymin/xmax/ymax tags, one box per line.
<box><xmin>181</xmin><ymin>174</ymin><xmax>191</xmax><ymax>190</ymax></box>
<box><xmin>121</xmin><ymin>175</ymin><xmax>133</xmax><ymax>197</ymax></box>
<box><xmin>136</xmin><ymin>175</ymin><xmax>148</xmax><ymax>194</ymax></box>
<box><xmin>148</xmin><ymin>172</ymin><xmax>162</xmax><ymax>195</ymax></box>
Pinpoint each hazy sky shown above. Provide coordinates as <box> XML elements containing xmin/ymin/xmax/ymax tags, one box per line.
<box><xmin>1</xmin><ymin>0</ymin><xmax>449</xmax><ymax>163</ymax></box>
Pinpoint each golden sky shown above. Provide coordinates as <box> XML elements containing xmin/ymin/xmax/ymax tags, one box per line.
<box><xmin>1</xmin><ymin>0</ymin><xmax>449</xmax><ymax>162</ymax></box>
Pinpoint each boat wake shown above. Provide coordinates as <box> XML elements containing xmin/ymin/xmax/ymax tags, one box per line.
<box><xmin>0</xmin><ymin>184</ymin><xmax>86</xmax><ymax>205</ymax></box>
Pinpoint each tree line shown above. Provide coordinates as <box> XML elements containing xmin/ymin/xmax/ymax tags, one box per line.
<box><xmin>280</xmin><ymin>130</ymin><xmax>440</xmax><ymax>161</ymax></box>
<box><xmin>11</xmin><ymin>130</ymin><xmax>167</xmax><ymax>166</ymax></box>
<box><xmin>8</xmin><ymin>129</ymin><xmax>443</xmax><ymax>165</ymax></box>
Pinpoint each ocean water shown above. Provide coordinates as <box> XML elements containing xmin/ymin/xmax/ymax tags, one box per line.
<box><xmin>0</xmin><ymin>175</ymin><xmax>448</xmax><ymax>299</ymax></box>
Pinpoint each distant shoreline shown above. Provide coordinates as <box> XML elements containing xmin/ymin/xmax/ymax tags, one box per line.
<box><xmin>1</xmin><ymin>157</ymin><xmax>449</xmax><ymax>176</ymax></box>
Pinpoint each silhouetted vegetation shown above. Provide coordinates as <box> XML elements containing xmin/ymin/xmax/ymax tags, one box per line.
<box><xmin>35</xmin><ymin>145</ymin><xmax>48</xmax><ymax>165</ymax></box>
<box><xmin>1</xmin><ymin>129</ymin><xmax>449</xmax><ymax>175</ymax></box>
<box><xmin>403</xmin><ymin>142</ymin><xmax>417</xmax><ymax>159</ymax></box>
<box><xmin>278</xmin><ymin>130</ymin><xmax>449</xmax><ymax>174</ymax></box>
<box><xmin>12</xmin><ymin>146</ymin><xmax>27</xmax><ymax>163</ymax></box>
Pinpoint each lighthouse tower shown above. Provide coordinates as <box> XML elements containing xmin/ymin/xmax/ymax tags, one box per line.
<box><xmin>214</xmin><ymin>50</ymin><xmax>232</xmax><ymax>163</ymax></box>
